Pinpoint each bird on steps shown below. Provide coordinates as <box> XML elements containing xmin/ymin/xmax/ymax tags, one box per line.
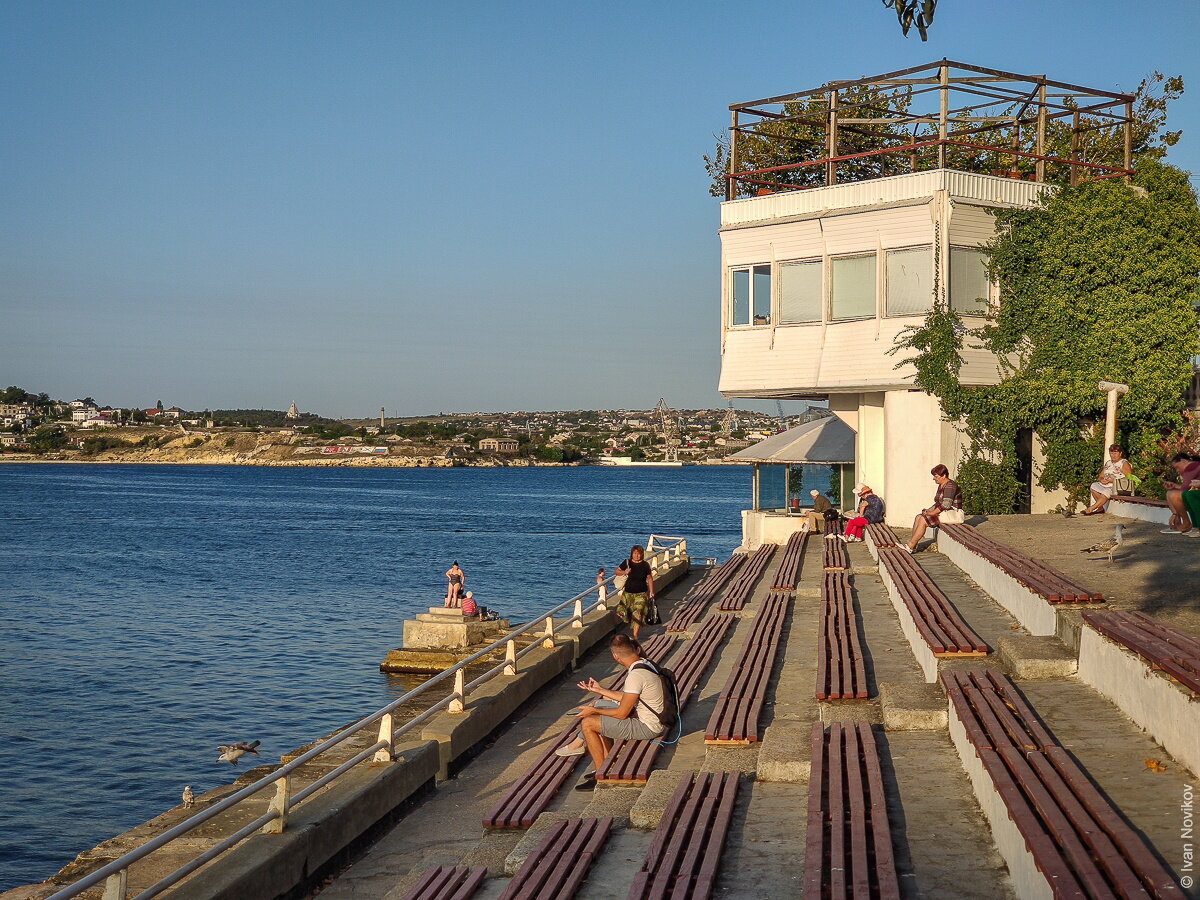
<box><xmin>1081</xmin><ymin>523</ymin><xmax>1125</xmax><ymax>563</ymax></box>
<box><xmin>216</xmin><ymin>740</ymin><xmax>261</xmax><ymax>764</ymax></box>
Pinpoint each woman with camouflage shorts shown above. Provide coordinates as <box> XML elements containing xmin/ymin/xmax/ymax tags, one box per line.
<box><xmin>614</xmin><ymin>545</ymin><xmax>655</xmax><ymax>639</ymax></box>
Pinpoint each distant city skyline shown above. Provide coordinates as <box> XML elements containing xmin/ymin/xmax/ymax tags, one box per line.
<box><xmin>3</xmin><ymin>0</ymin><xmax>1198</xmax><ymax>418</ymax></box>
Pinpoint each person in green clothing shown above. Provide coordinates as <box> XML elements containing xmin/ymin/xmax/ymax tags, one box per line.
<box><xmin>1162</xmin><ymin>453</ymin><xmax>1200</xmax><ymax>536</ymax></box>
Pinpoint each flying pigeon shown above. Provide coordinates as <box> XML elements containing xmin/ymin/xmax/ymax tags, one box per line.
<box><xmin>216</xmin><ymin>740</ymin><xmax>261</xmax><ymax>764</ymax></box>
<box><xmin>1081</xmin><ymin>523</ymin><xmax>1125</xmax><ymax>563</ymax></box>
<box><xmin>182</xmin><ymin>785</ymin><xmax>195</xmax><ymax>808</ymax></box>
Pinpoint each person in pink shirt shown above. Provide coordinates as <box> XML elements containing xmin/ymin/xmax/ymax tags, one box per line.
<box><xmin>1162</xmin><ymin>453</ymin><xmax>1200</xmax><ymax>536</ymax></box>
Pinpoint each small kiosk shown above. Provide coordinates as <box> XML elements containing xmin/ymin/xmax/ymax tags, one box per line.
<box><xmin>728</xmin><ymin>416</ymin><xmax>856</xmax><ymax>547</ymax></box>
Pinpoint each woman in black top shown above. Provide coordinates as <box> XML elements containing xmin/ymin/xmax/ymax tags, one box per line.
<box><xmin>614</xmin><ymin>545</ymin><xmax>655</xmax><ymax>639</ymax></box>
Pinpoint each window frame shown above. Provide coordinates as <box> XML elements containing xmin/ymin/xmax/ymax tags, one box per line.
<box><xmin>829</xmin><ymin>252</ymin><xmax>879</xmax><ymax>322</ymax></box>
<box><xmin>883</xmin><ymin>244</ymin><xmax>936</xmax><ymax>318</ymax></box>
<box><xmin>777</xmin><ymin>257</ymin><xmax>824</xmax><ymax>326</ymax></box>
<box><xmin>728</xmin><ymin>264</ymin><xmax>773</xmax><ymax>327</ymax></box>
<box><xmin>948</xmin><ymin>245</ymin><xmax>994</xmax><ymax>316</ymax></box>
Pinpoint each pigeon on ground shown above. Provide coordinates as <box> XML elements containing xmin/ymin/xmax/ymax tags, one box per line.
<box><xmin>216</xmin><ymin>740</ymin><xmax>261</xmax><ymax>764</ymax></box>
<box><xmin>1081</xmin><ymin>524</ymin><xmax>1125</xmax><ymax>563</ymax></box>
<box><xmin>182</xmin><ymin>785</ymin><xmax>195</xmax><ymax>808</ymax></box>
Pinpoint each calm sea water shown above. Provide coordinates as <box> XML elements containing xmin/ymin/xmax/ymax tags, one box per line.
<box><xmin>0</xmin><ymin>463</ymin><xmax>749</xmax><ymax>890</ymax></box>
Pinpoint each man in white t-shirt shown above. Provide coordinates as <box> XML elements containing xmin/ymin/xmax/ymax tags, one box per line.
<box><xmin>557</xmin><ymin>634</ymin><xmax>666</xmax><ymax>792</ymax></box>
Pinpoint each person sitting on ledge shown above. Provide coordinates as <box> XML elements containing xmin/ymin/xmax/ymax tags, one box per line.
<box><xmin>805</xmin><ymin>489</ymin><xmax>833</xmax><ymax>534</ymax></box>
<box><xmin>553</xmin><ymin>634</ymin><xmax>666</xmax><ymax>792</ymax></box>
<box><xmin>461</xmin><ymin>591</ymin><xmax>478</xmax><ymax>617</ymax></box>
<box><xmin>1081</xmin><ymin>444</ymin><xmax>1133</xmax><ymax>515</ymax></box>
<box><xmin>831</xmin><ymin>484</ymin><xmax>883</xmax><ymax>543</ymax></box>
<box><xmin>1161</xmin><ymin>452</ymin><xmax>1200</xmax><ymax>537</ymax></box>
<box><xmin>904</xmin><ymin>464</ymin><xmax>964</xmax><ymax>553</ymax></box>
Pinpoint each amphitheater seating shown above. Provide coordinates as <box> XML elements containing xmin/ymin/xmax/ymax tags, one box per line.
<box><xmin>876</xmin><ymin>548</ymin><xmax>988</xmax><ymax>657</ymax></box>
<box><xmin>816</xmin><ymin>572</ymin><xmax>868</xmax><ymax>700</ymax></box>
<box><xmin>627</xmin><ymin>771</ymin><xmax>740</xmax><ymax>900</ymax></box>
<box><xmin>803</xmin><ymin>722</ymin><xmax>900</xmax><ymax>900</ymax></box>
<box><xmin>597</xmin><ymin>615</ymin><xmax>734</xmax><ymax>784</ymax></box>
<box><xmin>940</xmin><ymin>524</ymin><xmax>1103</xmax><ymax>603</ymax></box>
<box><xmin>942</xmin><ymin>670</ymin><xmax>1180</xmax><ymax>898</ymax></box>
<box><xmin>482</xmin><ymin>632</ymin><xmax>676</xmax><ymax>828</ymax></box>
<box><xmin>400</xmin><ymin>865</ymin><xmax>488</xmax><ymax>900</ymax></box>
<box><xmin>497</xmin><ymin>817</ymin><xmax>613</xmax><ymax>900</ymax></box>
<box><xmin>717</xmin><ymin>543</ymin><xmax>777</xmax><ymax>611</ymax></box>
<box><xmin>822</xmin><ymin>537</ymin><xmax>848</xmax><ymax>572</ymax></box>
<box><xmin>771</xmin><ymin>530</ymin><xmax>808</xmax><ymax>590</ymax></box>
<box><xmin>864</xmin><ymin>522</ymin><xmax>898</xmax><ymax>549</ymax></box>
<box><xmin>705</xmin><ymin>592</ymin><xmax>791</xmax><ymax>744</ymax></box>
<box><xmin>1082</xmin><ymin>610</ymin><xmax>1200</xmax><ymax>694</ymax></box>
<box><xmin>666</xmin><ymin>553</ymin><xmax>747</xmax><ymax>632</ymax></box>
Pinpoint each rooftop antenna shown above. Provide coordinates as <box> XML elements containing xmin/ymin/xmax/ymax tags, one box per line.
<box><xmin>380</xmin><ymin>407</ymin><xmax>386</xmax><ymax>429</ymax></box>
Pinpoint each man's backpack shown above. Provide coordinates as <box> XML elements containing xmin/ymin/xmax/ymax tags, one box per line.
<box><xmin>631</xmin><ymin>659</ymin><xmax>680</xmax><ymax>739</ymax></box>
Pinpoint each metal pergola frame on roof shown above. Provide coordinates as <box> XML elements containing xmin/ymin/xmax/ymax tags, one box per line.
<box><xmin>725</xmin><ymin>59</ymin><xmax>1135</xmax><ymax>200</ymax></box>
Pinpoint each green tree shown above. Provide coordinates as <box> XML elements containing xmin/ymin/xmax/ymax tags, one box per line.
<box><xmin>895</xmin><ymin>159</ymin><xmax>1200</xmax><ymax>512</ymax></box>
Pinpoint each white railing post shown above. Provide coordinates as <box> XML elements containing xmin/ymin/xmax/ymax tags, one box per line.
<box><xmin>373</xmin><ymin>713</ymin><xmax>394</xmax><ymax>762</ymax></box>
<box><xmin>504</xmin><ymin>639</ymin><xmax>518</xmax><ymax>675</ymax></box>
<box><xmin>597</xmin><ymin>584</ymin><xmax>607</xmax><ymax>610</ymax></box>
<box><xmin>262</xmin><ymin>776</ymin><xmax>290</xmax><ymax>834</ymax></box>
<box><xmin>101</xmin><ymin>870</ymin><xmax>127</xmax><ymax>900</ymax></box>
<box><xmin>571</xmin><ymin>598</ymin><xmax>584</xmax><ymax>629</ymax></box>
<box><xmin>542</xmin><ymin>616</ymin><xmax>555</xmax><ymax>649</ymax></box>
<box><xmin>449</xmin><ymin>668</ymin><xmax>466</xmax><ymax>713</ymax></box>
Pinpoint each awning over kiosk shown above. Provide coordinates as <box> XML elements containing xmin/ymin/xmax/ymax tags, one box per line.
<box><xmin>728</xmin><ymin>415</ymin><xmax>855</xmax><ymax>465</ymax></box>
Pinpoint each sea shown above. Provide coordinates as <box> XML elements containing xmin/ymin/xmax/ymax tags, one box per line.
<box><xmin>0</xmin><ymin>462</ymin><xmax>763</xmax><ymax>890</ymax></box>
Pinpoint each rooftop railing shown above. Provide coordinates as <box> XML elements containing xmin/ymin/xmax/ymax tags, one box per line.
<box><xmin>47</xmin><ymin>535</ymin><xmax>690</xmax><ymax>900</ymax></box>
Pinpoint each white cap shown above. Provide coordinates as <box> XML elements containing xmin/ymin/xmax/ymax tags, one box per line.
<box><xmin>853</xmin><ymin>482</ymin><xmax>867</xmax><ymax>493</ymax></box>
<box><xmin>810</xmin><ymin>489</ymin><xmax>820</xmax><ymax>496</ymax></box>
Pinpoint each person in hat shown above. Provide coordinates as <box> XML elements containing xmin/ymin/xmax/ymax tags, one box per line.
<box><xmin>831</xmin><ymin>484</ymin><xmax>884</xmax><ymax>542</ymax></box>
<box><xmin>804</xmin><ymin>489</ymin><xmax>834</xmax><ymax>533</ymax></box>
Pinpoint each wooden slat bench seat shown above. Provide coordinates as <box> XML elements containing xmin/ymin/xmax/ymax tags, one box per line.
<box><xmin>705</xmin><ymin>592</ymin><xmax>791</xmax><ymax>744</ymax></box>
<box><xmin>597</xmin><ymin>615</ymin><xmax>734</xmax><ymax>784</ymax></box>
<box><xmin>816</xmin><ymin>572</ymin><xmax>869</xmax><ymax>700</ymax></box>
<box><xmin>482</xmin><ymin>633</ymin><xmax>676</xmax><ymax>828</ymax></box>
<box><xmin>666</xmin><ymin>553</ymin><xmax>747</xmax><ymax>632</ymax></box>
<box><xmin>401</xmin><ymin>865</ymin><xmax>488</xmax><ymax>900</ymax></box>
<box><xmin>771</xmin><ymin>529</ymin><xmax>809</xmax><ymax>590</ymax></box>
<box><xmin>498</xmin><ymin>817</ymin><xmax>613</xmax><ymax>900</ymax></box>
<box><xmin>876</xmin><ymin>547</ymin><xmax>988</xmax><ymax>676</ymax></box>
<box><xmin>823</xmin><ymin>536</ymin><xmax>848</xmax><ymax>572</ymax></box>
<box><xmin>627</xmin><ymin>771</ymin><xmax>740</xmax><ymax>900</ymax></box>
<box><xmin>864</xmin><ymin>522</ymin><xmax>898</xmax><ymax>549</ymax></box>
<box><xmin>1081</xmin><ymin>611</ymin><xmax>1200</xmax><ymax>695</ymax></box>
<box><xmin>1112</xmin><ymin>495</ymin><xmax>1169</xmax><ymax>508</ymax></box>
<box><xmin>942</xmin><ymin>669</ymin><xmax>1181</xmax><ymax>898</ymax></box>
<box><xmin>940</xmin><ymin>524</ymin><xmax>1102</xmax><ymax>604</ymax></box>
<box><xmin>803</xmin><ymin>722</ymin><xmax>900</xmax><ymax>900</ymax></box>
<box><xmin>717</xmin><ymin>542</ymin><xmax>777</xmax><ymax>611</ymax></box>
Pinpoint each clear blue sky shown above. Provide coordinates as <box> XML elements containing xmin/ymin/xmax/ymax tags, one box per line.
<box><xmin>3</xmin><ymin>0</ymin><xmax>1197</xmax><ymax>417</ymax></box>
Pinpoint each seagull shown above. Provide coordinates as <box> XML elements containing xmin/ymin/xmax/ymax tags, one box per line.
<box><xmin>1081</xmin><ymin>524</ymin><xmax>1125</xmax><ymax>563</ymax></box>
<box><xmin>216</xmin><ymin>740</ymin><xmax>261</xmax><ymax>764</ymax></box>
<box><xmin>182</xmin><ymin>785</ymin><xmax>195</xmax><ymax>808</ymax></box>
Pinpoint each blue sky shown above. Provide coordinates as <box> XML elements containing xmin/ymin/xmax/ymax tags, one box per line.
<box><xmin>3</xmin><ymin>0</ymin><xmax>1198</xmax><ymax>417</ymax></box>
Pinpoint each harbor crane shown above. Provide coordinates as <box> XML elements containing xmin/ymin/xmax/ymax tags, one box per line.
<box><xmin>655</xmin><ymin>398</ymin><xmax>681</xmax><ymax>463</ymax></box>
<box><xmin>721</xmin><ymin>402</ymin><xmax>739</xmax><ymax>437</ymax></box>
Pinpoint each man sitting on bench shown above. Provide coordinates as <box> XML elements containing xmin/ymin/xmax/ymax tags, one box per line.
<box><xmin>555</xmin><ymin>634</ymin><xmax>666</xmax><ymax>792</ymax></box>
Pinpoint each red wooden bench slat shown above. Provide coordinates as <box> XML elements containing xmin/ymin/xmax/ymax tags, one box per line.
<box><xmin>499</xmin><ymin>817</ymin><xmax>613</xmax><ymax>900</ymax></box>
<box><xmin>803</xmin><ymin>722</ymin><xmax>828</xmax><ymax>900</ymax></box>
<box><xmin>829</xmin><ymin>723</ymin><xmax>847</xmax><ymax>898</ymax></box>
<box><xmin>843</xmin><ymin>723</ymin><xmax>872</xmax><ymax>899</ymax></box>
<box><xmin>943</xmin><ymin>525</ymin><xmax>1102</xmax><ymax>602</ymax></box>
<box><xmin>401</xmin><ymin>865</ymin><xmax>488</xmax><ymax>900</ymax></box>
<box><xmin>1083</xmin><ymin>611</ymin><xmax>1200</xmax><ymax>694</ymax></box>
<box><xmin>718</xmin><ymin>543</ymin><xmax>777</xmax><ymax>611</ymax></box>
<box><xmin>858</xmin><ymin>722</ymin><xmax>901</xmax><ymax>899</ymax></box>
<box><xmin>772</xmin><ymin>530</ymin><xmax>809</xmax><ymax>589</ymax></box>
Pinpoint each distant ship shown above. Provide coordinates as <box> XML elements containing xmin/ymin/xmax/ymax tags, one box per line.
<box><xmin>595</xmin><ymin>456</ymin><xmax>685</xmax><ymax>467</ymax></box>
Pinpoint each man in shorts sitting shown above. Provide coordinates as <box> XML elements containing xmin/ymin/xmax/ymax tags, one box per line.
<box><xmin>557</xmin><ymin>634</ymin><xmax>666</xmax><ymax>792</ymax></box>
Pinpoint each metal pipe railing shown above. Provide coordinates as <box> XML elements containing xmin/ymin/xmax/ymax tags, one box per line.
<box><xmin>47</xmin><ymin>536</ymin><xmax>688</xmax><ymax>900</ymax></box>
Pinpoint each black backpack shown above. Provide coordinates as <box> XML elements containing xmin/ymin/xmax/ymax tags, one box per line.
<box><xmin>631</xmin><ymin>659</ymin><xmax>680</xmax><ymax>738</ymax></box>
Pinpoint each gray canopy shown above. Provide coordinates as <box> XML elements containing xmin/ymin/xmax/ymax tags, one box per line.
<box><xmin>727</xmin><ymin>416</ymin><xmax>855</xmax><ymax>465</ymax></box>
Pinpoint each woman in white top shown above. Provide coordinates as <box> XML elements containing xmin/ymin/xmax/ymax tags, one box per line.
<box><xmin>1082</xmin><ymin>444</ymin><xmax>1133</xmax><ymax>515</ymax></box>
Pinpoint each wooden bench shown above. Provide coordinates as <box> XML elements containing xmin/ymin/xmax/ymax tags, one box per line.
<box><xmin>666</xmin><ymin>553</ymin><xmax>747</xmax><ymax>632</ymax></box>
<box><xmin>942</xmin><ymin>669</ymin><xmax>1181</xmax><ymax>898</ymax></box>
<box><xmin>816</xmin><ymin>572</ymin><xmax>868</xmax><ymax>700</ymax></box>
<box><xmin>1082</xmin><ymin>611</ymin><xmax>1200</xmax><ymax>695</ymax></box>
<box><xmin>803</xmin><ymin>722</ymin><xmax>900</xmax><ymax>900</ymax></box>
<box><xmin>822</xmin><ymin>536</ymin><xmax>848</xmax><ymax>572</ymax></box>
<box><xmin>498</xmin><ymin>817</ymin><xmax>613</xmax><ymax>900</ymax></box>
<box><xmin>705</xmin><ymin>592</ymin><xmax>791</xmax><ymax>744</ymax></box>
<box><xmin>627</xmin><ymin>771</ymin><xmax>740</xmax><ymax>900</ymax></box>
<box><xmin>717</xmin><ymin>542</ymin><xmax>777</xmax><ymax>611</ymax></box>
<box><xmin>875</xmin><ymin>547</ymin><xmax>987</xmax><ymax>680</ymax></box>
<box><xmin>597</xmin><ymin>615</ymin><xmax>734</xmax><ymax>784</ymax></box>
<box><xmin>864</xmin><ymin>522</ymin><xmax>898</xmax><ymax>550</ymax></box>
<box><xmin>1108</xmin><ymin>494</ymin><xmax>1172</xmax><ymax>526</ymax></box>
<box><xmin>941</xmin><ymin>524</ymin><xmax>1102</xmax><ymax>603</ymax></box>
<box><xmin>482</xmin><ymin>632</ymin><xmax>676</xmax><ymax>828</ymax></box>
<box><xmin>771</xmin><ymin>529</ymin><xmax>809</xmax><ymax>590</ymax></box>
<box><xmin>400</xmin><ymin>865</ymin><xmax>488</xmax><ymax>900</ymax></box>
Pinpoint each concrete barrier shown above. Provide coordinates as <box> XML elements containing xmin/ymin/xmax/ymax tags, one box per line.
<box><xmin>1107</xmin><ymin>497</ymin><xmax>1172</xmax><ymax>526</ymax></box>
<box><xmin>874</xmin><ymin>553</ymin><xmax>939</xmax><ymax>682</ymax></box>
<box><xmin>1077</xmin><ymin>627</ymin><xmax>1200</xmax><ymax>779</ymax></box>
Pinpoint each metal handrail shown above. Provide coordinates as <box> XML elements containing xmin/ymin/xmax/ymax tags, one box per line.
<box><xmin>47</xmin><ymin>539</ymin><xmax>687</xmax><ymax>900</ymax></box>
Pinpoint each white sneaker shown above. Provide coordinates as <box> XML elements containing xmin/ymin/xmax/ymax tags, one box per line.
<box><xmin>1184</xmin><ymin>530</ymin><xmax>1200</xmax><ymax>538</ymax></box>
<box><xmin>554</xmin><ymin>744</ymin><xmax>585</xmax><ymax>757</ymax></box>
<box><xmin>1161</xmin><ymin>528</ymin><xmax>1187</xmax><ymax>534</ymax></box>
<box><xmin>900</xmin><ymin>545</ymin><xmax>913</xmax><ymax>554</ymax></box>
<box><xmin>824</xmin><ymin>533</ymin><xmax>839</xmax><ymax>540</ymax></box>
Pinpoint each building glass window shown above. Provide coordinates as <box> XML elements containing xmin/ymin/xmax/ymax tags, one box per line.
<box><xmin>729</xmin><ymin>265</ymin><xmax>772</xmax><ymax>326</ymax></box>
<box><xmin>885</xmin><ymin>247</ymin><xmax>934</xmax><ymax>316</ymax></box>
<box><xmin>950</xmin><ymin>248</ymin><xmax>991</xmax><ymax>314</ymax></box>
<box><xmin>779</xmin><ymin>260</ymin><xmax>823</xmax><ymax>324</ymax></box>
<box><xmin>831</xmin><ymin>254</ymin><xmax>877</xmax><ymax>320</ymax></box>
